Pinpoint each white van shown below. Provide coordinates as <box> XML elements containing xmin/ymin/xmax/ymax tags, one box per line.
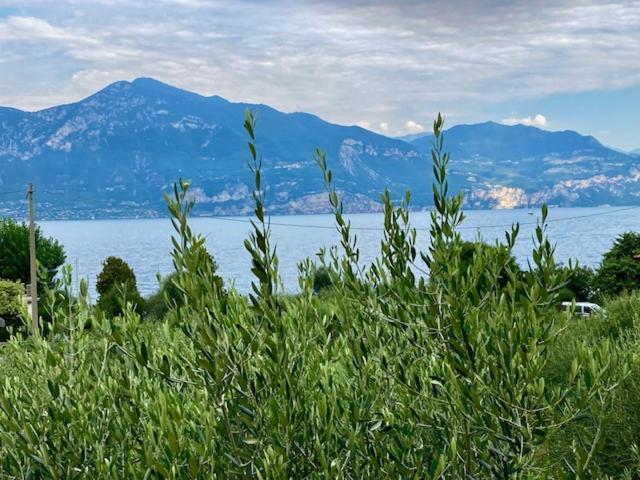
<box><xmin>561</xmin><ymin>301</ymin><xmax>604</xmax><ymax>317</ymax></box>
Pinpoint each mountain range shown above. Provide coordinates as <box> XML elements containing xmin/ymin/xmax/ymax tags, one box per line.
<box><xmin>1</xmin><ymin>77</ymin><xmax>638</xmax><ymax>219</ymax></box>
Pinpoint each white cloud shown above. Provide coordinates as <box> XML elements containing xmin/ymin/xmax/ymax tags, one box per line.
<box><xmin>0</xmin><ymin>0</ymin><xmax>638</xmax><ymax>147</ymax></box>
<box><xmin>0</xmin><ymin>16</ymin><xmax>69</xmax><ymax>40</ymax></box>
<box><xmin>501</xmin><ymin>114</ymin><xmax>548</xmax><ymax>128</ymax></box>
<box><xmin>357</xmin><ymin>120</ymin><xmax>371</xmax><ymax>129</ymax></box>
<box><xmin>0</xmin><ymin>16</ymin><xmax>97</xmax><ymax>46</ymax></box>
<box><xmin>72</xmin><ymin>69</ymin><xmax>113</xmax><ymax>82</ymax></box>
<box><xmin>404</xmin><ymin>119</ymin><xmax>425</xmax><ymax>134</ymax></box>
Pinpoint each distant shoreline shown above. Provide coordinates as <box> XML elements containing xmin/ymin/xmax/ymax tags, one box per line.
<box><xmin>3</xmin><ymin>203</ymin><xmax>633</xmax><ymax>223</ymax></box>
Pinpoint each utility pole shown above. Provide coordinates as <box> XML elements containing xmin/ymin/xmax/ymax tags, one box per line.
<box><xmin>28</xmin><ymin>183</ymin><xmax>38</xmax><ymax>333</ymax></box>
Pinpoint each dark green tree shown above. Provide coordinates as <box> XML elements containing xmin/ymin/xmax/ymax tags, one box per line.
<box><xmin>556</xmin><ymin>265</ymin><xmax>597</xmax><ymax>302</ymax></box>
<box><xmin>0</xmin><ymin>219</ymin><xmax>66</xmax><ymax>286</ymax></box>
<box><xmin>594</xmin><ymin>232</ymin><xmax>640</xmax><ymax>297</ymax></box>
<box><xmin>312</xmin><ymin>266</ymin><xmax>333</xmax><ymax>294</ymax></box>
<box><xmin>96</xmin><ymin>256</ymin><xmax>136</xmax><ymax>297</ymax></box>
<box><xmin>96</xmin><ymin>256</ymin><xmax>144</xmax><ymax>317</ymax></box>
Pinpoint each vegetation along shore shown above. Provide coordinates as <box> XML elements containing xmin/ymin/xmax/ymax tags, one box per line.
<box><xmin>1</xmin><ymin>113</ymin><xmax>640</xmax><ymax>478</ymax></box>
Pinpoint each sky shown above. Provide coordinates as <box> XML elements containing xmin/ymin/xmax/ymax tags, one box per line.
<box><xmin>0</xmin><ymin>0</ymin><xmax>638</xmax><ymax>150</ymax></box>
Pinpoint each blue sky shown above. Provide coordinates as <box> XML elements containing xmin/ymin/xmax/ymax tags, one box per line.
<box><xmin>0</xmin><ymin>0</ymin><xmax>638</xmax><ymax>150</ymax></box>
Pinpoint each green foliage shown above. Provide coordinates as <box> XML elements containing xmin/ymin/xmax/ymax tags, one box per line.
<box><xmin>0</xmin><ymin>113</ymin><xmax>634</xmax><ymax>479</ymax></box>
<box><xmin>557</xmin><ymin>264</ymin><xmax>597</xmax><ymax>302</ymax></box>
<box><xmin>311</xmin><ymin>266</ymin><xmax>333</xmax><ymax>293</ymax></box>
<box><xmin>0</xmin><ymin>218</ymin><xmax>66</xmax><ymax>286</ymax></box>
<box><xmin>411</xmin><ymin>115</ymin><xmax>619</xmax><ymax>478</ymax></box>
<box><xmin>0</xmin><ymin>279</ymin><xmax>23</xmax><ymax>325</ymax></box>
<box><xmin>544</xmin><ymin>304</ymin><xmax>639</xmax><ymax>478</ymax></box>
<box><xmin>96</xmin><ymin>256</ymin><xmax>144</xmax><ymax>317</ymax></box>
<box><xmin>459</xmin><ymin>239</ymin><xmax>522</xmax><ymax>294</ymax></box>
<box><xmin>598</xmin><ymin>291</ymin><xmax>640</xmax><ymax>338</ymax></box>
<box><xmin>595</xmin><ymin>232</ymin><xmax>640</xmax><ymax>297</ymax></box>
<box><xmin>96</xmin><ymin>256</ymin><xmax>136</xmax><ymax>296</ymax></box>
<box><xmin>97</xmin><ymin>281</ymin><xmax>145</xmax><ymax>318</ymax></box>
<box><xmin>144</xmin><ymin>273</ymin><xmax>178</xmax><ymax>320</ymax></box>
<box><xmin>146</xmin><ymin>259</ymin><xmax>224</xmax><ymax>321</ymax></box>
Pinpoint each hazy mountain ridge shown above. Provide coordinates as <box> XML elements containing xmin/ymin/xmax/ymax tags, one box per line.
<box><xmin>408</xmin><ymin>122</ymin><xmax>640</xmax><ymax>208</ymax></box>
<box><xmin>0</xmin><ymin>78</ymin><xmax>638</xmax><ymax>219</ymax></box>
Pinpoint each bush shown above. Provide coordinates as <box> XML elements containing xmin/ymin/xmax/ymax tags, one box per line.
<box><xmin>0</xmin><ymin>279</ymin><xmax>23</xmax><ymax>323</ymax></box>
<box><xmin>96</xmin><ymin>257</ymin><xmax>144</xmax><ymax>317</ymax></box>
<box><xmin>146</xmin><ymin>247</ymin><xmax>224</xmax><ymax>321</ymax></box>
<box><xmin>556</xmin><ymin>265</ymin><xmax>597</xmax><ymax>302</ymax></box>
<box><xmin>459</xmin><ymin>240</ymin><xmax>521</xmax><ymax>292</ymax></box>
<box><xmin>0</xmin><ymin>112</ymin><xmax>630</xmax><ymax>478</ymax></box>
<box><xmin>599</xmin><ymin>291</ymin><xmax>640</xmax><ymax>338</ymax></box>
<box><xmin>96</xmin><ymin>256</ymin><xmax>137</xmax><ymax>296</ymax></box>
<box><xmin>595</xmin><ymin>232</ymin><xmax>640</xmax><ymax>297</ymax></box>
<box><xmin>97</xmin><ymin>281</ymin><xmax>145</xmax><ymax>318</ymax></box>
<box><xmin>0</xmin><ymin>218</ymin><xmax>66</xmax><ymax>287</ymax></box>
<box><xmin>312</xmin><ymin>266</ymin><xmax>333</xmax><ymax>293</ymax></box>
<box><xmin>0</xmin><ymin>279</ymin><xmax>24</xmax><ymax>341</ymax></box>
<box><xmin>145</xmin><ymin>273</ymin><xmax>181</xmax><ymax>320</ymax></box>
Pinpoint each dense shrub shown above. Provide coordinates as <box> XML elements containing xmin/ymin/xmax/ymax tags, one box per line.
<box><xmin>459</xmin><ymin>240</ymin><xmax>522</xmax><ymax>295</ymax></box>
<box><xmin>144</xmin><ymin>274</ymin><xmax>176</xmax><ymax>320</ymax></box>
<box><xmin>556</xmin><ymin>264</ymin><xmax>597</xmax><ymax>302</ymax></box>
<box><xmin>96</xmin><ymin>256</ymin><xmax>137</xmax><ymax>296</ymax></box>
<box><xmin>312</xmin><ymin>266</ymin><xmax>333</xmax><ymax>293</ymax></box>
<box><xmin>97</xmin><ymin>280</ymin><xmax>145</xmax><ymax>317</ymax></box>
<box><xmin>595</xmin><ymin>232</ymin><xmax>640</xmax><ymax>297</ymax></box>
<box><xmin>96</xmin><ymin>256</ymin><xmax>144</xmax><ymax>316</ymax></box>
<box><xmin>0</xmin><ymin>112</ymin><xmax>632</xmax><ymax>478</ymax></box>
<box><xmin>0</xmin><ymin>218</ymin><xmax>66</xmax><ymax>287</ymax></box>
<box><xmin>598</xmin><ymin>291</ymin><xmax>640</xmax><ymax>338</ymax></box>
<box><xmin>144</xmin><ymin>271</ymin><xmax>193</xmax><ymax>320</ymax></box>
<box><xmin>146</xmin><ymin>245</ymin><xmax>224</xmax><ymax>321</ymax></box>
<box><xmin>0</xmin><ymin>280</ymin><xmax>24</xmax><ymax>341</ymax></box>
<box><xmin>0</xmin><ymin>279</ymin><xmax>23</xmax><ymax>323</ymax></box>
<box><xmin>544</xmin><ymin>301</ymin><xmax>640</xmax><ymax>477</ymax></box>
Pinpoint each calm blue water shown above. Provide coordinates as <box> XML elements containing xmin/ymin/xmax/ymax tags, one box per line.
<box><xmin>39</xmin><ymin>206</ymin><xmax>640</xmax><ymax>298</ymax></box>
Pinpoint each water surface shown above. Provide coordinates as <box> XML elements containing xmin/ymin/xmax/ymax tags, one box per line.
<box><xmin>39</xmin><ymin>206</ymin><xmax>640</xmax><ymax>298</ymax></box>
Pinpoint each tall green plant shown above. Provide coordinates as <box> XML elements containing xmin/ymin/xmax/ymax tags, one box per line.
<box><xmin>0</xmin><ymin>112</ymin><xmax>632</xmax><ymax>479</ymax></box>
<box><xmin>244</xmin><ymin>110</ymin><xmax>281</xmax><ymax>314</ymax></box>
<box><xmin>422</xmin><ymin>114</ymin><xmax>624</xmax><ymax>478</ymax></box>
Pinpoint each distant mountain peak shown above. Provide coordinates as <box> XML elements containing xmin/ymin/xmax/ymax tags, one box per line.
<box><xmin>0</xmin><ymin>78</ymin><xmax>638</xmax><ymax>219</ymax></box>
<box><xmin>132</xmin><ymin>76</ymin><xmax>166</xmax><ymax>87</ymax></box>
<box><xmin>130</xmin><ymin>77</ymin><xmax>208</xmax><ymax>99</ymax></box>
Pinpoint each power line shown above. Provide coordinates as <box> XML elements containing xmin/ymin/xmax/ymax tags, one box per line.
<box><xmin>458</xmin><ymin>205</ymin><xmax>640</xmax><ymax>230</ymax></box>
<box><xmin>200</xmin><ymin>205</ymin><xmax>640</xmax><ymax>232</ymax></box>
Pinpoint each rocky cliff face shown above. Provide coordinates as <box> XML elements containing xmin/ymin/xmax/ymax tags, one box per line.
<box><xmin>0</xmin><ymin>78</ymin><xmax>426</xmax><ymax>219</ymax></box>
<box><xmin>409</xmin><ymin>122</ymin><xmax>640</xmax><ymax>209</ymax></box>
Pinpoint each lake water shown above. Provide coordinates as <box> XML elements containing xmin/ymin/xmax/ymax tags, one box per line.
<box><xmin>39</xmin><ymin>206</ymin><xmax>640</xmax><ymax>298</ymax></box>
